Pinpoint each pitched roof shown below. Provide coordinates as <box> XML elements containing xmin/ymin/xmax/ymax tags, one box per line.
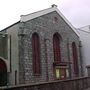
<box><xmin>0</xmin><ymin>21</ymin><xmax>20</xmax><ymax>32</ymax></box>
<box><xmin>20</xmin><ymin>5</ymin><xmax>79</xmax><ymax>37</ymax></box>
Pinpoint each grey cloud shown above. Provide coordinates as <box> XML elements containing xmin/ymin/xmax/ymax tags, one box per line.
<box><xmin>58</xmin><ymin>0</ymin><xmax>90</xmax><ymax>28</ymax></box>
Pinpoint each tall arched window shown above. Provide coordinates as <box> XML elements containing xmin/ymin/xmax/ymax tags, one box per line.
<box><xmin>72</xmin><ymin>42</ymin><xmax>79</xmax><ymax>76</ymax></box>
<box><xmin>53</xmin><ymin>33</ymin><xmax>61</xmax><ymax>63</ymax></box>
<box><xmin>32</xmin><ymin>33</ymin><xmax>40</xmax><ymax>75</ymax></box>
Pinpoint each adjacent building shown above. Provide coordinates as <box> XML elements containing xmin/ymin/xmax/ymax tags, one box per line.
<box><xmin>77</xmin><ymin>26</ymin><xmax>90</xmax><ymax>76</ymax></box>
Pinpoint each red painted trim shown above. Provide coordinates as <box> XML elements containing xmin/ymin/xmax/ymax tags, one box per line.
<box><xmin>32</xmin><ymin>33</ymin><xmax>41</xmax><ymax>75</ymax></box>
<box><xmin>53</xmin><ymin>33</ymin><xmax>61</xmax><ymax>63</ymax></box>
<box><xmin>72</xmin><ymin>42</ymin><xmax>79</xmax><ymax>76</ymax></box>
<box><xmin>0</xmin><ymin>59</ymin><xmax>7</xmax><ymax>71</ymax></box>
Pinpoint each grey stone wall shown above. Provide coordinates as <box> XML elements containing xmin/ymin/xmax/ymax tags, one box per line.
<box><xmin>18</xmin><ymin>11</ymin><xmax>82</xmax><ymax>84</ymax></box>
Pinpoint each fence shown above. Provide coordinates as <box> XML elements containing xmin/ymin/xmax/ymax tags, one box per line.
<box><xmin>0</xmin><ymin>77</ymin><xmax>90</xmax><ymax>90</ymax></box>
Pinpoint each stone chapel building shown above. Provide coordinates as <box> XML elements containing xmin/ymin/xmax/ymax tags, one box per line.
<box><xmin>0</xmin><ymin>5</ymin><xmax>83</xmax><ymax>86</ymax></box>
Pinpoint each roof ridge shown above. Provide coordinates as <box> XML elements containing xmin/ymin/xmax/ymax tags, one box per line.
<box><xmin>20</xmin><ymin>6</ymin><xmax>79</xmax><ymax>37</ymax></box>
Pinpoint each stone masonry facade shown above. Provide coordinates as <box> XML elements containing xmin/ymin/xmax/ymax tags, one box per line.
<box><xmin>18</xmin><ymin>11</ymin><xmax>82</xmax><ymax>84</ymax></box>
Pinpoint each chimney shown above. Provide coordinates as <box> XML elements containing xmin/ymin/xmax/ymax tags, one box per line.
<box><xmin>51</xmin><ymin>4</ymin><xmax>57</xmax><ymax>8</ymax></box>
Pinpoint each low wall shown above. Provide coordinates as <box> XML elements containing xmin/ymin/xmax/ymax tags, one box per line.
<box><xmin>0</xmin><ymin>77</ymin><xmax>90</xmax><ymax>90</ymax></box>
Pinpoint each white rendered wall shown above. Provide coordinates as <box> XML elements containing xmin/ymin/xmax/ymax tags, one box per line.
<box><xmin>77</xmin><ymin>26</ymin><xmax>90</xmax><ymax>76</ymax></box>
<box><xmin>7</xmin><ymin>23</ymin><xmax>19</xmax><ymax>85</ymax></box>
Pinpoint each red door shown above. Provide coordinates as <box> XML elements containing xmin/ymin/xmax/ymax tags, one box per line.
<box><xmin>0</xmin><ymin>59</ymin><xmax>7</xmax><ymax>86</ymax></box>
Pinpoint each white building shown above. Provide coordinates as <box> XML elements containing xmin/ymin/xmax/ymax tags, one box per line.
<box><xmin>77</xmin><ymin>25</ymin><xmax>90</xmax><ymax>76</ymax></box>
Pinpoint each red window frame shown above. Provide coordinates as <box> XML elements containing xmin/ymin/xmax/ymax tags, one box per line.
<box><xmin>32</xmin><ymin>33</ymin><xmax>41</xmax><ymax>75</ymax></box>
<box><xmin>53</xmin><ymin>33</ymin><xmax>61</xmax><ymax>63</ymax></box>
<box><xmin>72</xmin><ymin>42</ymin><xmax>79</xmax><ymax>76</ymax></box>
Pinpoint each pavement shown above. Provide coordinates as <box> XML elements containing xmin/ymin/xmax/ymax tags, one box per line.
<box><xmin>85</xmin><ymin>88</ymin><xmax>90</xmax><ymax>90</ymax></box>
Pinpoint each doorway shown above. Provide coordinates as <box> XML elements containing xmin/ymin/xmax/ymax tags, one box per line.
<box><xmin>0</xmin><ymin>59</ymin><xmax>7</xmax><ymax>86</ymax></box>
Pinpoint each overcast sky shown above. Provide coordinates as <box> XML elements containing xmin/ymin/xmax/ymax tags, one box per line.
<box><xmin>0</xmin><ymin>0</ymin><xmax>90</xmax><ymax>30</ymax></box>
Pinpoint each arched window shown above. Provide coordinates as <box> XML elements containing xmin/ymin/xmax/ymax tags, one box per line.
<box><xmin>53</xmin><ymin>33</ymin><xmax>61</xmax><ymax>63</ymax></box>
<box><xmin>32</xmin><ymin>33</ymin><xmax>40</xmax><ymax>75</ymax></box>
<box><xmin>72</xmin><ymin>42</ymin><xmax>79</xmax><ymax>76</ymax></box>
<box><xmin>0</xmin><ymin>59</ymin><xmax>7</xmax><ymax>86</ymax></box>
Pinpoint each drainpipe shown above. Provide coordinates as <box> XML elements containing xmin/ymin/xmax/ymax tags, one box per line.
<box><xmin>15</xmin><ymin>70</ymin><xmax>17</xmax><ymax>85</ymax></box>
<box><xmin>9</xmin><ymin>35</ymin><xmax>12</xmax><ymax>72</ymax></box>
<box><xmin>79</xmin><ymin>41</ymin><xmax>84</xmax><ymax>76</ymax></box>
